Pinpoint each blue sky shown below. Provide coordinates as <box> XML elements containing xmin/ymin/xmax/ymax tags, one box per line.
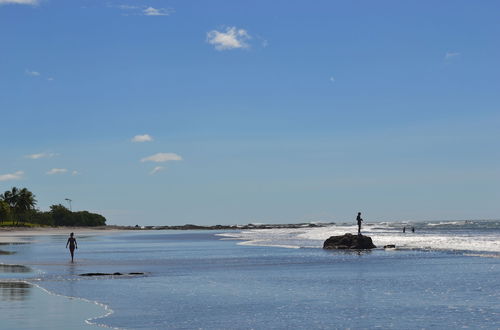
<box><xmin>1</xmin><ymin>0</ymin><xmax>499</xmax><ymax>225</ymax></box>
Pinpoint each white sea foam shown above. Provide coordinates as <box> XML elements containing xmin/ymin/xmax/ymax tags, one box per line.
<box><xmin>217</xmin><ymin>221</ymin><xmax>500</xmax><ymax>254</ymax></box>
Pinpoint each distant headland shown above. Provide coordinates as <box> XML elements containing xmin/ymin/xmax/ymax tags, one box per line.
<box><xmin>109</xmin><ymin>222</ymin><xmax>333</xmax><ymax>231</ymax></box>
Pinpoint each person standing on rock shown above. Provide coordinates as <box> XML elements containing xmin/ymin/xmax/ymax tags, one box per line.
<box><xmin>356</xmin><ymin>212</ymin><xmax>363</xmax><ymax>235</ymax></box>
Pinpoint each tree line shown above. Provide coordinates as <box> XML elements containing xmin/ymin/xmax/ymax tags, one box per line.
<box><xmin>0</xmin><ymin>187</ymin><xmax>106</xmax><ymax>227</ymax></box>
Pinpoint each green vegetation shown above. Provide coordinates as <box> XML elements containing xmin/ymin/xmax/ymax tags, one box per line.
<box><xmin>0</xmin><ymin>187</ymin><xmax>106</xmax><ymax>227</ymax></box>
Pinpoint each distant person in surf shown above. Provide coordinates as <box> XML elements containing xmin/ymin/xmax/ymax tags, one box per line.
<box><xmin>66</xmin><ymin>232</ymin><xmax>78</xmax><ymax>262</ymax></box>
<box><xmin>403</xmin><ymin>227</ymin><xmax>406</xmax><ymax>233</ymax></box>
<box><xmin>356</xmin><ymin>212</ymin><xmax>363</xmax><ymax>235</ymax></box>
<box><xmin>411</xmin><ymin>227</ymin><xmax>415</xmax><ymax>233</ymax></box>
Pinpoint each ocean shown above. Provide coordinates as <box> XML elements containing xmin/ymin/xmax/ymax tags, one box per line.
<box><xmin>1</xmin><ymin>220</ymin><xmax>499</xmax><ymax>329</ymax></box>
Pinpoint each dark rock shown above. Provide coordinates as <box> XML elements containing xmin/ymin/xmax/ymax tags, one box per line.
<box><xmin>79</xmin><ymin>272</ymin><xmax>145</xmax><ymax>277</ymax></box>
<box><xmin>384</xmin><ymin>244</ymin><xmax>396</xmax><ymax>249</ymax></box>
<box><xmin>323</xmin><ymin>233</ymin><xmax>376</xmax><ymax>250</ymax></box>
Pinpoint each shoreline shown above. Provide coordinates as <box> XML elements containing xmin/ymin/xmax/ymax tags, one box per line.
<box><xmin>0</xmin><ymin>222</ymin><xmax>332</xmax><ymax>244</ymax></box>
<box><xmin>0</xmin><ymin>280</ymin><xmax>113</xmax><ymax>330</ymax></box>
<box><xmin>0</xmin><ymin>229</ymin><xmax>119</xmax><ymax>329</ymax></box>
<box><xmin>0</xmin><ymin>226</ymin><xmax>130</xmax><ymax>244</ymax></box>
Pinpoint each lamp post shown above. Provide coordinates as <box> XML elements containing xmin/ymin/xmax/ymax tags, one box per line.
<box><xmin>65</xmin><ymin>198</ymin><xmax>72</xmax><ymax>211</ymax></box>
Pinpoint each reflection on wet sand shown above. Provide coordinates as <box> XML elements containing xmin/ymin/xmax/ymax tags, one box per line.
<box><xmin>0</xmin><ymin>282</ymin><xmax>32</xmax><ymax>301</ymax></box>
<box><xmin>0</xmin><ymin>264</ymin><xmax>31</xmax><ymax>273</ymax></box>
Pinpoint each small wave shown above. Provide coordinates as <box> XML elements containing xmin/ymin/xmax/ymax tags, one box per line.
<box><xmin>28</xmin><ymin>281</ymin><xmax>119</xmax><ymax>329</ymax></box>
<box><xmin>238</xmin><ymin>240</ymin><xmax>301</xmax><ymax>249</ymax></box>
<box><xmin>219</xmin><ymin>220</ymin><xmax>500</xmax><ymax>255</ymax></box>
<box><xmin>464</xmin><ymin>253</ymin><xmax>500</xmax><ymax>259</ymax></box>
<box><xmin>427</xmin><ymin>221</ymin><xmax>463</xmax><ymax>227</ymax></box>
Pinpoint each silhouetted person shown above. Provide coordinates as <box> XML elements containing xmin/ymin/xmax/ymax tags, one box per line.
<box><xmin>411</xmin><ymin>227</ymin><xmax>415</xmax><ymax>233</ymax></box>
<box><xmin>66</xmin><ymin>233</ymin><xmax>77</xmax><ymax>262</ymax></box>
<box><xmin>356</xmin><ymin>212</ymin><xmax>363</xmax><ymax>235</ymax></box>
<box><xmin>403</xmin><ymin>226</ymin><xmax>406</xmax><ymax>233</ymax></box>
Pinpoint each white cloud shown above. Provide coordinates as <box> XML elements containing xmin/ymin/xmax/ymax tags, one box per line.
<box><xmin>0</xmin><ymin>171</ymin><xmax>24</xmax><ymax>181</ymax></box>
<box><xmin>0</xmin><ymin>0</ymin><xmax>38</xmax><ymax>5</ymax></box>
<box><xmin>25</xmin><ymin>152</ymin><xmax>57</xmax><ymax>159</ymax></box>
<box><xmin>46</xmin><ymin>168</ymin><xmax>68</xmax><ymax>175</ymax></box>
<box><xmin>72</xmin><ymin>170</ymin><xmax>79</xmax><ymax>176</ymax></box>
<box><xmin>207</xmin><ymin>26</ymin><xmax>251</xmax><ymax>51</ymax></box>
<box><xmin>131</xmin><ymin>134</ymin><xmax>154</xmax><ymax>143</ymax></box>
<box><xmin>143</xmin><ymin>7</ymin><xmax>172</xmax><ymax>16</ymax></box>
<box><xmin>141</xmin><ymin>153</ymin><xmax>182</xmax><ymax>163</ymax></box>
<box><xmin>113</xmin><ymin>4</ymin><xmax>173</xmax><ymax>17</ymax></box>
<box><xmin>150</xmin><ymin>166</ymin><xmax>165</xmax><ymax>175</ymax></box>
<box><xmin>25</xmin><ymin>69</ymin><xmax>40</xmax><ymax>76</ymax></box>
<box><xmin>445</xmin><ymin>52</ymin><xmax>460</xmax><ymax>60</ymax></box>
<box><xmin>329</xmin><ymin>76</ymin><xmax>335</xmax><ymax>83</ymax></box>
<box><xmin>117</xmin><ymin>5</ymin><xmax>139</xmax><ymax>10</ymax></box>
<box><xmin>47</xmin><ymin>77</ymin><xmax>54</xmax><ymax>81</ymax></box>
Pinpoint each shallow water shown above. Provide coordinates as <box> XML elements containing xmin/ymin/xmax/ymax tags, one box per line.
<box><xmin>0</xmin><ymin>280</ymin><xmax>105</xmax><ymax>329</ymax></box>
<box><xmin>0</xmin><ymin>222</ymin><xmax>499</xmax><ymax>329</ymax></box>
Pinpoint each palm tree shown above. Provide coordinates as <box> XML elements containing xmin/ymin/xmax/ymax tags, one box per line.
<box><xmin>1</xmin><ymin>187</ymin><xmax>18</xmax><ymax>225</ymax></box>
<box><xmin>0</xmin><ymin>187</ymin><xmax>36</xmax><ymax>226</ymax></box>
<box><xmin>0</xmin><ymin>200</ymin><xmax>11</xmax><ymax>225</ymax></box>
<box><xmin>1</xmin><ymin>187</ymin><xmax>19</xmax><ymax>207</ymax></box>
<box><xmin>17</xmin><ymin>188</ymin><xmax>37</xmax><ymax>225</ymax></box>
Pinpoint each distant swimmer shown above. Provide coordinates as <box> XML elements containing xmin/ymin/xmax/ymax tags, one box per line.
<box><xmin>66</xmin><ymin>233</ymin><xmax>78</xmax><ymax>262</ymax></box>
<box><xmin>403</xmin><ymin>227</ymin><xmax>406</xmax><ymax>233</ymax></box>
<box><xmin>411</xmin><ymin>227</ymin><xmax>415</xmax><ymax>233</ymax></box>
<box><xmin>356</xmin><ymin>212</ymin><xmax>363</xmax><ymax>235</ymax></box>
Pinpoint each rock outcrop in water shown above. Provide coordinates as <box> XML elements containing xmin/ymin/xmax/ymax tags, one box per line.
<box><xmin>79</xmin><ymin>272</ymin><xmax>145</xmax><ymax>277</ymax></box>
<box><xmin>323</xmin><ymin>233</ymin><xmax>376</xmax><ymax>250</ymax></box>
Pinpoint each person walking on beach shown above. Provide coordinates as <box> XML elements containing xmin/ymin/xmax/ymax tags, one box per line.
<box><xmin>356</xmin><ymin>212</ymin><xmax>363</xmax><ymax>235</ymax></box>
<box><xmin>66</xmin><ymin>233</ymin><xmax>77</xmax><ymax>262</ymax></box>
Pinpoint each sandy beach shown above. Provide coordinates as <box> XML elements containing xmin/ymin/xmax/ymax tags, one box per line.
<box><xmin>0</xmin><ymin>226</ymin><xmax>128</xmax><ymax>244</ymax></box>
<box><xmin>0</xmin><ymin>227</ymin><xmax>123</xmax><ymax>329</ymax></box>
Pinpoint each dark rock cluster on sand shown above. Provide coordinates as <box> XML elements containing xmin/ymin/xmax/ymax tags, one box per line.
<box><xmin>323</xmin><ymin>233</ymin><xmax>376</xmax><ymax>250</ymax></box>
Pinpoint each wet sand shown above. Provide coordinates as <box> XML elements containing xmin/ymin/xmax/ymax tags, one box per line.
<box><xmin>0</xmin><ymin>228</ymin><xmax>120</xmax><ymax>329</ymax></box>
<box><xmin>0</xmin><ymin>281</ymin><xmax>109</xmax><ymax>329</ymax></box>
<box><xmin>0</xmin><ymin>227</ymin><xmax>127</xmax><ymax>244</ymax></box>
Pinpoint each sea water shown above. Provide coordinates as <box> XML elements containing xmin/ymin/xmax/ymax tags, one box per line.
<box><xmin>0</xmin><ymin>220</ymin><xmax>499</xmax><ymax>329</ymax></box>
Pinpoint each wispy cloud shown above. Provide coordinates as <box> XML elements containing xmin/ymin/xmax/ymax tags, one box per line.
<box><xmin>25</xmin><ymin>69</ymin><xmax>40</xmax><ymax>76</ymax></box>
<box><xmin>25</xmin><ymin>152</ymin><xmax>58</xmax><ymax>159</ymax></box>
<box><xmin>329</xmin><ymin>76</ymin><xmax>335</xmax><ymax>83</ymax></box>
<box><xmin>46</xmin><ymin>168</ymin><xmax>68</xmax><ymax>175</ymax></box>
<box><xmin>0</xmin><ymin>171</ymin><xmax>24</xmax><ymax>181</ymax></box>
<box><xmin>72</xmin><ymin>170</ymin><xmax>79</xmax><ymax>176</ymax></box>
<box><xmin>25</xmin><ymin>69</ymin><xmax>55</xmax><ymax>81</ymax></box>
<box><xmin>0</xmin><ymin>0</ymin><xmax>38</xmax><ymax>5</ymax></box>
<box><xmin>114</xmin><ymin>4</ymin><xmax>173</xmax><ymax>16</ymax></box>
<box><xmin>150</xmin><ymin>166</ymin><xmax>165</xmax><ymax>175</ymax></box>
<box><xmin>207</xmin><ymin>26</ymin><xmax>251</xmax><ymax>51</ymax></box>
<box><xmin>131</xmin><ymin>134</ymin><xmax>154</xmax><ymax>143</ymax></box>
<box><xmin>445</xmin><ymin>52</ymin><xmax>460</xmax><ymax>60</ymax></box>
<box><xmin>117</xmin><ymin>4</ymin><xmax>138</xmax><ymax>10</ymax></box>
<box><xmin>143</xmin><ymin>7</ymin><xmax>172</xmax><ymax>16</ymax></box>
<box><xmin>141</xmin><ymin>153</ymin><xmax>182</xmax><ymax>163</ymax></box>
